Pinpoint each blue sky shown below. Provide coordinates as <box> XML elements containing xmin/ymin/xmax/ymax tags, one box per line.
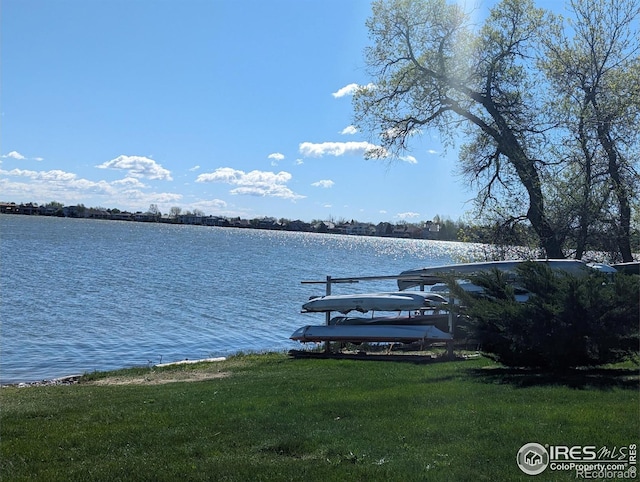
<box><xmin>1</xmin><ymin>0</ymin><xmax>557</xmax><ymax>223</ymax></box>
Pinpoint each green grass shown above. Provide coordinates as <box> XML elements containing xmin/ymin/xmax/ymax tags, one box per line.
<box><xmin>1</xmin><ymin>353</ymin><xmax>638</xmax><ymax>481</ymax></box>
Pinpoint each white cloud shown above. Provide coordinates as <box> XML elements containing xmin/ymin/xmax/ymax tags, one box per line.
<box><xmin>268</xmin><ymin>153</ymin><xmax>285</xmax><ymax>166</ymax></box>
<box><xmin>2</xmin><ymin>151</ymin><xmax>27</xmax><ymax>160</ymax></box>
<box><xmin>144</xmin><ymin>191</ymin><xmax>182</xmax><ymax>206</ymax></box>
<box><xmin>189</xmin><ymin>165</ymin><xmax>201</xmax><ymax>171</ymax></box>
<box><xmin>299</xmin><ymin>141</ymin><xmax>413</xmax><ymax>162</ymax></box>
<box><xmin>399</xmin><ymin>155</ymin><xmax>418</xmax><ymax>164</ymax></box>
<box><xmin>190</xmin><ymin>199</ymin><xmax>227</xmax><ymax>211</ymax></box>
<box><xmin>112</xmin><ymin>177</ymin><xmax>147</xmax><ymax>188</ymax></box>
<box><xmin>196</xmin><ymin>167</ymin><xmax>241</xmax><ymax>184</ymax></box>
<box><xmin>397</xmin><ymin>211</ymin><xmax>421</xmax><ymax>219</ymax></box>
<box><xmin>165</xmin><ymin>198</ymin><xmax>231</xmax><ymax>217</ymax></box>
<box><xmin>3</xmin><ymin>168</ymin><xmax>98</xmax><ymax>192</ymax></box>
<box><xmin>96</xmin><ymin>155</ymin><xmax>173</xmax><ymax>181</ymax></box>
<box><xmin>196</xmin><ymin>167</ymin><xmax>305</xmax><ymax>200</ymax></box>
<box><xmin>332</xmin><ymin>83</ymin><xmax>359</xmax><ymax>98</ymax></box>
<box><xmin>340</xmin><ymin>125</ymin><xmax>358</xmax><ymax>135</ymax></box>
<box><xmin>311</xmin><ymin>179</ymin><xmax>334</xmax><ymax>188</ymax></box>
<box><xmin>427</xmin><ymin>149</ymin><xmax>439</xmax><ymax>155</ymax></box>
<box><xmin>5</xmin><ymin>168</ymin><xmax>78</xmax><ymax>182</ymax></box>
<box><xmin>332</xmin><ymin>83</ymin><xmax>375</xmax><ymax>98</ymax></box>
<box><xmin>0</xmin><ymin>167</ymin><xmax>182</xmax><ymax>210</ymax></box>
<box><xmin>299</xmin><ymin>141</ymin><xmax>382</xmax><ymax>158</ymax></box>
<box><xmin>1</xmin><ymin>151</ymin><xmax>43</xmax><ymax>161</ymax></box>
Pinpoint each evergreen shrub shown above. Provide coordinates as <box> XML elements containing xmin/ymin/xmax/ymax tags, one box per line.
<box><xmin>450</xmin><ymin>262</ymin><xmax>639</xmax><ymax>369</ymax></box>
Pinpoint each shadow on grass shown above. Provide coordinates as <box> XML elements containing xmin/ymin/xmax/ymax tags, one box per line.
<box><xmin>288</xmin><ymin>349</ymin><xmax>453</xmax><ymax>364</ymax></box>
<box><xmin>467</xmin><ymin>366</ymin><xmax>640</xmax><ymax>390</ymax></box>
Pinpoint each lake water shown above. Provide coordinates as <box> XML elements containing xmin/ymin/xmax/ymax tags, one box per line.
<box><xmin>0</xmin><ymin>215</ymin><xmax>486</xmax><ymax>383</ymax></box>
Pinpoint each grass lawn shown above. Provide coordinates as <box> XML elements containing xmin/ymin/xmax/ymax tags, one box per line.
<box><xmin>1</xmin><ymin>353</ymin><xmax>638</xmax><ymax>481</ymax></box>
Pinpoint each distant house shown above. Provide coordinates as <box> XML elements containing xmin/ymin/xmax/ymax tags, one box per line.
<box><xmin>0</xmin><ymin>202</ymin><xmax>18</xmax><ymax>214</ymax></box>
<box><xmin>256</xmin><ymin>217</ymin><xmax>280</xmax><ymax>230</ymax></box>
<box><xmin>314</xmin><ymin>221</ymin><xmax>338</xmax><ymax>233</ymax></box>
<box><xmin>228</xmin><ymin>217</ymin><xmax>251</xmax><ymax>228</ymax></box>
<box><xmin>345</xmin><ymin>222</ymin><xmax>375</xmax><ymax>236</ymax></box>
<box><xmin>133</xmin><ymin>212</ymin><xmax>159</xmax><ymax>222</ymax></box>
<box><xmin>38</xmin><ymin>205</ymin><xmax>61</xmax><ymax>216</ymax></box>
<box><xmin>87</xmin><ymin>208</ymin><xmax>110</xmax><ymax>219</ymax></box>
<box><xmin>0</xmin><ymin>202</ymin><xmax>40</xmax><ymax>215</ymax></box>
<box><xmin>286</xmin><ymin>220</ymin><xmax>311</xmax><ymax>232</ymax></box>
<box><xmin>427</xmin><ymin>221</ymin><xmax>440</xmax><ymax>232</ymax></box>
<box><xmin>177</xmin><ymin>214</ymin><xmax>204</xmax><ymax>225</ymax></box>
<box><xmin>333</xmin><ymin>223</ymin><xmax>349</xmax><ymax>235</ymax></box>
<box><xmin>19</xmin><ymin>203</ymin><xmax>39</xmax><ymax>215</ymax></box>
<box><xmin>392</xmin><ymin>224</ymin><xmax>410</xmax><ymax>238</ymax></box>
<box><xmin>422</xmin><ymin>221</ymin><xmax>441</xmax><ymax>239</ymax></box>
<box><xmin>202</xmin><ymin>216</ymin><xmax>229</xmax><ymax>227</ymax></box>
<box><xmin>376</xmin><ymin>222</ymin><xmax>393</xmax><ymax>237</ymax></box>
<box><xmin>110</xmin><ymin>211</ymin><xmax>133</xmax><ymax>221</ymax></box>
<box><xmin>63</xmin><ymin>205</ymin><xmax>86</xmax><ymax>218</ymax></box>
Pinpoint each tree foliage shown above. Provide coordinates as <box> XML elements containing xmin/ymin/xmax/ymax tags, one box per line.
<box><xmin>450</xmin><ymin>262</ymin><xmax>639</xmax><ymax>368</ymax></box>
<box><xmin>540</xmin><ymin>0</ymin><xmax>640</xmax><ymax>262</ymax></box>
<box><xmin>354</xmin><ymin>0</ymin><xmax>639</xmax><ymax>261</ymax></box>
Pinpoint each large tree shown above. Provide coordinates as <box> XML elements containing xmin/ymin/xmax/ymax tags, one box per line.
<box><xmin>354</xmin><ymin>0</ymin><xmax>639</xmax><ymax>260</ymax></box>
<box><xmin>541</xmin><ymin>0</ymin><xmax>640</xmax><ymax>262</ymax></box>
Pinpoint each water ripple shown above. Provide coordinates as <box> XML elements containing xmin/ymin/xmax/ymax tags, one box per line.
<box><xmin>1</xmin><ymin>216</ymin><xmax>484</xmax><ymax>383</ymax></box>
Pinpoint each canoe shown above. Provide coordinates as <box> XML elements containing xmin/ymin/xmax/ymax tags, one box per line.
<box><xmin>301</xmin><ymin>291</ymin><xmax>447</xmax><ymax>314</ymax></box>
<box><xmin>290</xmin><ymin>324</ymin><xmax>453</xmax><ymax>343</ymax></box>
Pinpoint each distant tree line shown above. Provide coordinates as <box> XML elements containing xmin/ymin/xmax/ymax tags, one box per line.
<box><xmin>3</xmin><ymin>200</ymin><xmax>636</xmax><ymax>258</ymax></box>
<box><xmin>1</xmin><ymin>200</ymin><xmax>473</xmax><ymax>242</ymax></box>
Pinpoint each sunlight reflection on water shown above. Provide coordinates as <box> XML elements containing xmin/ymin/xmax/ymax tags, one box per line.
<box><xmin>1</xmin><ymin>216</ymin><xmax>489</xmax><ymax>383</ymax></box>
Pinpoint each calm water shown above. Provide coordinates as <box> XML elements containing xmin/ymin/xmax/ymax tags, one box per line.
<box><xmin>0</xmin><ymin>215</ymin><xmax>485</xmax><ymax>383</ymax></box>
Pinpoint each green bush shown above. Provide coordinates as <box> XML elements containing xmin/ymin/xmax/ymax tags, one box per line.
<box><xmin>450</xmin><ymin>262</ymin><xmax>639</xmax><ymax>369</ymax></box>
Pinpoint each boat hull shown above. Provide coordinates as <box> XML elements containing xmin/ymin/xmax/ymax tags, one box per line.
<box><xmin>612</xmin><ymin>261</ymin><xmax>640</xmax><ymax>275</ymax></box>
<box><xmin>302</xmin><ymin>292</ymin><xmax>446</xmax><ymax>314</ymax></box>
<box><xmin>397</xmin><ymin>259</ymin><xmax>611</xmax><ymax>290</ymax></box>
<box><xmin>290</xmin><ymin>324</ymin><xmax>452</xmax><ymax>343</ymax></box>
<box><xmin>329</xmin><ymin>313</ymin><xmax>451</xmax><ymax>327</ymax></box>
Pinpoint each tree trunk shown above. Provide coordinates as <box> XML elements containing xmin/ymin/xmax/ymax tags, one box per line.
<box><xmin>488</xmin><ymin>110</ymin><xmax>565</xmax><ymax>259</ymax></box>
<box><xmin>523</xmin><ymin>179</ymin><xmax>565</xmax><ymax>259</ymax></box>
<box><xmin>597</xmin><ymin>121</ymin><xmax>634</xmax><ymax>262</ymax></box>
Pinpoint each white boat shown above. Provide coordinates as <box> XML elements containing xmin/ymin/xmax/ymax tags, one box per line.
<box><xmin>290</xmin><ymin>324</ymin><xmax>452</xmax><ymax>343</ymax></box>
<box><xmin>329</xmin><ymin>312</ymin><xmax>451</xmax><ymax>326</ymax></box>
<box><xmin>428</xmin><ymin>280</ymin><xmax>532</xmax><ymax>303</ymax></box>
<box><xmin>301</xmin><ymin>292</ymin><xmax>447</xmax><ymax>314</ymax></box>
<box><xmin>397</xmin><ymin>259</ymin><xmax>613</xmax><ymax>290</ymax></box>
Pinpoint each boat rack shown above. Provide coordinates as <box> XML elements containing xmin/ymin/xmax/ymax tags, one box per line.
<box><xmin>301</xmin><ymin>273</ymin><xmax>446</xmax><ymax>290</ymax></box>
<box><xmin>295</xmin><ymin>260</ymin><xmax>621</xmax><ymax>357</ymax></box>
<box><xmin>299</xmin><ymin>273</ymin><xmax>457</xmax><ymax>357</ymax></box>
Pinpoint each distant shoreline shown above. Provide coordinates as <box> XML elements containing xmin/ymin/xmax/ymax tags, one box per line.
<box><xmin>0</xmin><ymin>202</ymin><xmax>463</xmax><ymax>242</ymax></box>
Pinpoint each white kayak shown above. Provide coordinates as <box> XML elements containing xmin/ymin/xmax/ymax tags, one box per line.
<box><xmin>328</xmin><ymin>312</ymin><xmax>451</xmax><ymax>326</ymax></box>
<box><xmin>290</xmin><ymin>324</ymin><xmax>452</xmax><ymax>343</ymax></box>
<box><xmin>301</xmin><ymin>292</ymin><xmax>447</xmax><ymax>314</ymax></box>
